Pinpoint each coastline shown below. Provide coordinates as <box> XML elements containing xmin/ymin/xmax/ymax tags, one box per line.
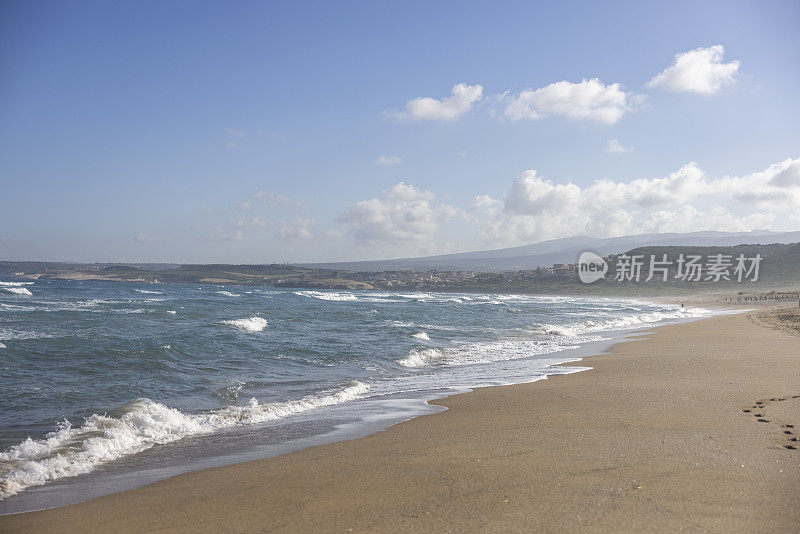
<box><xmin>2</xmin><ymin>310</ymin><xmax>799</xmax><ymax>532</ymax></box>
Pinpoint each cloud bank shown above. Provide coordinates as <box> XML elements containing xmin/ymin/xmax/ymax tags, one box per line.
<box><xmin>337</xmin><ymin>157</ymin><xmax>798</xmax><ymax>253</ymax></box>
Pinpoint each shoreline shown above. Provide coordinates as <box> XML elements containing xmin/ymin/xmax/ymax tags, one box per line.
<box><xmin>2</xmin><ymin>310</ymin><xmax>799</xmax><ymax>531</ymax></box>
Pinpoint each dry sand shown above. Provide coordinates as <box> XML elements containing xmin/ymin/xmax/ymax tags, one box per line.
<box><xmin>2</xmin><ymin>310</ymin><xmax>799</xmax><ymax>533</ymax></box>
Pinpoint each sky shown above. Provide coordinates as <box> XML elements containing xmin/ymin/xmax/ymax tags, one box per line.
<box><xmin>1</xmin><ymin>0</ymin><xmax>799</xmax><ymax>263</ymax></box>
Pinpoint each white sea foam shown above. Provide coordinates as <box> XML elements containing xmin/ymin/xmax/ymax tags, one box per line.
<box><xmin>412</xmin><ymin>331</ymin><xmax>430</xmax><ymax>341</ymax></box>
<box><xmin>397</xmin><ymin>334</ymin><xmax>600</xmax><ymax>368</ymax></box>
<box><xmin>217</xmin><ymin>291</ymin><xmax>241</xmax><ymax>297</ymax></box>
<box><xmin>1</xmin><ymin>287</ymin><xmax>32</xmax><ymax>296</ymax></box>
<box><xmin>294</xmin><ymin>290</ymin><xmax>358</xmax><ymax>302</ymax></box>
<box><xmin>166</xmin><ymin>310</ymin><xmax>177</xmax><ymax>315</ymax></box>
<box><xmin>541</xmin><ymin>306</ymin><xmax>709</xmax><ymax>336</ymax></box>
<box><xmin>134</xmin><ymin>289</ymin><xmax>162</xmax><ymax>294</ymax></box>
<box><xmin>396</xmin><ymin>305</ymin><xmax>707</xmax><ymax>369</ymax></box>
<box><xmin>0</xmin><ymin>381</ymin><xmax>369</xmax><ymax>499</ymax></box>
<box><xmin>220</xmin><ymin>316</ymin><xmax>268</xmax><ymax>332</ymax></box>
<box><xmin>398</xmin><ymin>348</ymin><xmax>447</xmax><ymax>367</ymax></box>
<box><xmin>0</xmin><ymin>342</ymin><xmax>5</xmax><ymax>349</ymax></box>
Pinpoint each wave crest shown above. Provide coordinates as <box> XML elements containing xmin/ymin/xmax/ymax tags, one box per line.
<box><xmin>220</xmin><ymin>317</ymin><xmax>268</xmax><ymax>332</ymax></box>
<box><xmin>0</xmin><ymin>381</ymin><xmax>369</xmax><ymax>499</ymax></box>
<box><xmin>294</xmin><ymin>290</ymin><xmax>358</xmax><ymax>302</ymax></box>
<box><xmin>398</xmin><ymin>348</ymin><xmax>446</xmax><ymax>367</ymax></box>
<box><xmin>1</xmin><ymin>287</ymin><xmax>32</xmax><ymax>296</ymax></box>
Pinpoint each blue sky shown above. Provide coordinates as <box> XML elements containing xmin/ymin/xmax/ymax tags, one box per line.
<box><xmin>1</xmin><ymin>0</ymin><xmax>799</xmax><ymax>263</ymax></box>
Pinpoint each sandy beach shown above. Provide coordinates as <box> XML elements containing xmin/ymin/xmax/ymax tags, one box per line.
<box><xmin>2</xmin><ymin>309</ymin><xmax>799</xmax><ymax>533</ymax></box>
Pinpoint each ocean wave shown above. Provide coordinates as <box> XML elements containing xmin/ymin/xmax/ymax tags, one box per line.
<box><xmin>166</xmin><ymin>310</ymin><xmax>177</xmax><ymax>315</ymax></box>
<box><xmin>0</xmin><ymin>281</ymin><xmax>34</xmax><ymax>286</ymax></box>
<box><xmin>134</xmin><ymin>289</ymin><xmax>162</xmax><ymax>294</ymax></box>
<box><xmin>0</xmin><ymin>342</ymin><xmax>5</xmax><ymax>349</ymax></box>
<box><xmin>398</xmin><ymin>348</ymin><xmax>447</xmax><ymax>367</ymax></box>
<box><xmin>217</xmin><ymin>291</ymin><xmax>242</xmax><ymax>297</ymax></box>
<box><xmin>220</xmin><ymin>316</ymin><xmax>268</xmax><ymax>332</ymax></box>
<box><xmin>294</xmin><ymin>290</ymin><xmax>358</xmax><ymax>302</ymax></box>
<box><xmin>412</xmin><ymin>331</ymin><xmax>430</xmax><ymax>341</ymax></box>
<box><xmin>540</xmin><ymin>306</ymin><xmax>709</xmax><ymax>336</ymax></box>
<box><xmin>397</xmin><ymin>334</ymin><xmax>602</xmax><ymax>368</ymax></box>
<box><xmin>1</xmin><ymin>287</ymin><xmax>32</xmax><ymax>296</ymax></box>
<box><xmin>0</xmin><ymin>381</ymin><xmax>369</xmax><ymax>500</ymax></box>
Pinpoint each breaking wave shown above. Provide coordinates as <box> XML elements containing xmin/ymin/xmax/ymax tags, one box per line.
<box><xmin>217</xmin><ymin>291</ymin><xmax>242</xmax><ymax>297</ymax></box>
<box><xmin>541</xmin><ymin>306</ymin><xmax>709</xmax><ymax>336</ymax></box>
<box><xmin>220</xmin><ymin>317</ymin><xmax>268</xmax><ymax>332</ymax></box>
<box><xmin>1</xmin><ymin>287</ymin><xmax>32</xmax><ymax>296</ymax></box>
<box><xmin>398</xmin><ymin>348</ymin><xmax>447</xmax><ymax>367</ymax></box>
<box><xmin>396</xmin><ymin>305</ymin><xmax>706</xmax><ymax>368</ymax></box>
<box><xmin>0</xmin><ymin>381</ymin><xmax>369</xmax><ymax>499</ymax></box>
<box><xmin>1</xmin><ymin>282</ymin><xmax>33</xmax><ymax>296</ymax></box>
<box><xmin>294</xmin><ymin>290</ymin><xmax>358</xmax><ymax>302</ymax></box>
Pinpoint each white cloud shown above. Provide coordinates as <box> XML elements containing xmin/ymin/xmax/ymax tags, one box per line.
<box><xmin>392</xmin><ymin>83</ymin><xmax>483</xmax><ymax>121</ymax></box>
<box><xmin>234</xmin><ymin>201</ymin><xmax>252</xmax><ymax>211</ymax></box>
<box><xmin>280</xmin><ymin>218</ymin><xmax>315</xmax><ymax>240</ymax></box>
<box><xmin>133</xmin><ymin>233</ymin><xmax>159</xmax><ymax>244</ymax></box>
<box><xmin>382</xmin><ymin>182</ymin><xmax>435</xmax><ymax>201</ymax></box>
<box><xmin>376</xmin><ymin>155</ymin><xmax>402</xmax><ymax>166</ymax></box>
<box><xmin>638</xmin><ymin>206</ymin><xmax>773</xmax><ymax>234</ymax></box>
<box><xmin>503</xmin><ymin>78</ymin><xmax>636</xmax><ymax>124</ymax></box>
<box><xmin>482</xmin><ymin>157</ymin><xmax>800</xmax><ymax>246</ymax></box>
<box><xmin>338</xmin><ymin>182</ymin><xmax>459</xmax><ymax>248</ymax></box>
<box><xmin>605</xmin><ymin>139</ymin><xmax>633</xmax><ymax>153</ymax></box>
<box><xmin>470</xmin><ymin>194</ymin><xmax>501</xmax><ymax>215</ymax></box>
<box><xmin>234</xmin><ymin>216</ymin><xmax>269</xmax><ymax>228</ymax></box>
<box><xmin>769</xmin><ymin>160</ymin><xmax>800</xmax><ymax>187</ymax></box>
<box><xmin>647</xmin><ymin>45</ymin><xmax>739</xmax><ymax>94</ymax></box>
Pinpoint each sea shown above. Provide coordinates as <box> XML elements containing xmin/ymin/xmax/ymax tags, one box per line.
<box><xmin>0</xmin><ymin>279</ymin><xmax>714</xmax><ymax>513</ymax></box>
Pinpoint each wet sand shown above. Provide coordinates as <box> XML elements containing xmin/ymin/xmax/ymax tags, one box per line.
<box><xmin>2</xmin><ymin>311</ymin><xmax>799</xmax><ymax>533</ymax></box>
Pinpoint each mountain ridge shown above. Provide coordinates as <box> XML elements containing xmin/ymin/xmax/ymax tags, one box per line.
<box><xmin>303</xmin><ymin>230</ymin><xmax>800</xmax><ymax>272</ymax></box>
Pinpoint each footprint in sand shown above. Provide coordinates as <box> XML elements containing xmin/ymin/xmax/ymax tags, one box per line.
<box><xmin>744</xmin><ymin>395</ymin><xmax>800</xmax><ymax>450</ymax></box>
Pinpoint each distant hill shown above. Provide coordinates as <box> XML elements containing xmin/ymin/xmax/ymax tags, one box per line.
<box><xmin>1</xmin><ymin>240</ymin><xmax>798</xmax><ymax>294</ymax></box>
<box><xmin>304</xmin><ymin>230</ymin><xmax>800</xmax><ymax>272</ymax></box>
